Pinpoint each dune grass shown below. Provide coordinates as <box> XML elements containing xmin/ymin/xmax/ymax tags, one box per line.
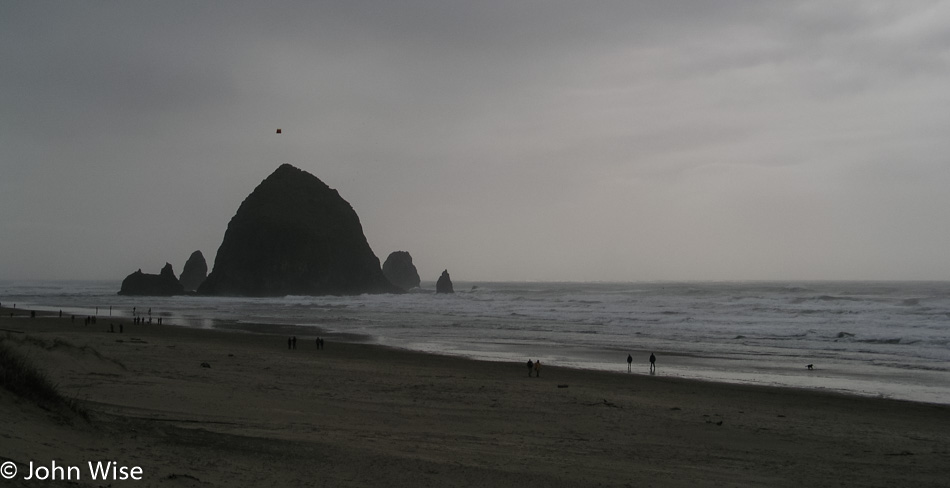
<box><xmin>0</xmin><ymin>337</ymin><xmax>88</xmax><ymax>418</ymax></box>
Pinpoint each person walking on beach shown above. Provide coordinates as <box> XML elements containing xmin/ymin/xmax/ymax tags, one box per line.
<box><xmin>627</xmin><ymin>354</ymin><xmax>633</xmax><ymax>373</ymax></box>
<box><xmin>534</xmin><ymin>360</ymin><xmax>541</xmax><ymax>378</ymax></box>
<box><xmin>649</xmin><ymin>352</ymin><xmax>656</xmax><ymax>374</ymax></box>
<box><xmin>292</xmin><ymin>336</ymin><xmax>297</xmax><ymax>350</ymax></box>
<box><xmin>527</xmin><ymin>359</ymin><xmax>534</xmax><ymax>377</ymax></box>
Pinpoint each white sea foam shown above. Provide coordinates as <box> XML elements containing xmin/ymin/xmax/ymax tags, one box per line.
<box><xmin>3</xmin><ymin>280</ymin><xmax>949</xmax><ymax>404</ymax></box>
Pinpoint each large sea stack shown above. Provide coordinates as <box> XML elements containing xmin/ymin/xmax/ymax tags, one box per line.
<box><xmin>179</xmin><ymin>250</ymin><xmax>208</xmax><ymax>292</ymax></box>
<box><xmin>382</xmin><ymin>251</ymin><xmax>421</xmax><ymax>291</ymax></box>
<box><xmin>436</xmin><ymin>269</ymin><xmax>454</xmax><ymax>294</ymax></box>
<box><xmin>198</xmin><ymin>164</ymin><xmax>399</xmax><ymax>297</ymax></box>
<box><xmin>118</xmin><ymin>263</ymin><xmax>185</xmax><ymax>296</ymax></box>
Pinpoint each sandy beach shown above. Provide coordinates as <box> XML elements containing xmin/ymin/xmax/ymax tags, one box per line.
<box><xmin>2</xmin><ymin>306</ymin><xmax>949</xmax><ymax>487</ymax></box>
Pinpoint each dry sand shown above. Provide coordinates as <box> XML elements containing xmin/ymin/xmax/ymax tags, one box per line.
<box><xmin>2</xmin><ymin>307</ymin><xmax>949</xmax><ymax>487</ymax></box>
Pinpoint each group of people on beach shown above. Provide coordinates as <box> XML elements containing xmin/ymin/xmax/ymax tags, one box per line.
<box><xmin>627</xmin><ymin>353</ymin><xmax>657</xmax><ymax>373</ymax></box>
<box><xmin>526</xmin><ymin>359</ymin><xmax>542</xmax><ymax>377</ymax></box>
<box><xmin>527</xmin><ymin>353</ymin><xmax>656</xmax><ymax>378</ymax></box>
<box><xmin>132</xmin><ymin>316</ymin><xmax>162</xmax><ymax>325</ymax></box>
<box><xmin>288</xmin><ymin>336</ymin><xmax>325</xmax><ymax>350</ymax></box>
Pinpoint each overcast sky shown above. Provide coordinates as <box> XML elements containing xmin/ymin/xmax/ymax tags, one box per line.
<box><xmin>2</xmin><ymin>1</ymin><xmax>949</xmax><ymax>282</ymax></box>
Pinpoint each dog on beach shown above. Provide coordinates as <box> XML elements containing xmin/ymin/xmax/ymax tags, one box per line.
<box><xmin>807</xmin><ymin>364</ymin><xmax>813</xmax><ymax>370</ymax></box>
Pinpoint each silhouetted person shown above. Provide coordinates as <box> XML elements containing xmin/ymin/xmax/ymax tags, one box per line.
<box><xmin>627</xmin><ymin>354</ymin><xmax>633</xmax><ymax>373</ymax></box>
<box><xmin>527</xmin><ymin>360</ymin><xmax>534</xmax><ymax>377</ymax></box>
<box><xmin>534</xmin><ymin>360</ymin><xmax>541</xmax><ymax>378</ymax></box>
<box><xmin>649</xmin><ymin>353</ymin><xmax>656</xmax><ymax>374</ymax></box>
<box><xmin>292</xmin><ymin>336</ymin><xmax>297</xmax><ymax>349</ymax></box>
<box><xmin>59</xmin><ymin>310</ymin><xmax>62</xmax><ymax>318</ymax></box>
<box><xmin>119</xmin><ymin>324</ymin><xmax>123</xmax><ymax>333</ymax></box>
<box><xmin>30</xmin><ymin>310</ymin><xmax>35</xmax><ymax>318</ymax></box>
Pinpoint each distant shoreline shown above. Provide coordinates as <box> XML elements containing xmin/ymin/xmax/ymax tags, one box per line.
<box><xmin>1</xmin><ymin>304</ymin><xmax>945</xmax><ymax>407</ymax></box>
<box><xmin>5</xmin><ymin>284</ymin><xmax>950</xmax><ymax>407</ymax></box>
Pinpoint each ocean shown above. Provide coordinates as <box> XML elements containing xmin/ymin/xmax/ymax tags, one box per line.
<box><xmin>2</xmin><ymin>280</ymin><xmax>948</xmax><ymax>404</ymax></box>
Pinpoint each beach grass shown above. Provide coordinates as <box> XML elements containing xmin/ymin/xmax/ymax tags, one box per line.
<box><xmin>0</xmin><ymin>336</ymin><xmax>88</xmax><ymax>418</ymax></box>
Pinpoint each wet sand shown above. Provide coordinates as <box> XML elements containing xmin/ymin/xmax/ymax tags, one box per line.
<box><xmin>2</xmin><ymin>307</ymin><xmax>949</xmax><ymax>487</ymax></box>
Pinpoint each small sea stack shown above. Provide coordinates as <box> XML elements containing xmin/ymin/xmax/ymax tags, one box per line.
<box><xmin>382</xmin><ymin>251</ymin><xmax>421</xmax><ymax>291</ymax></box>
<box><xmin>179</xmin><ymin>250</ymin><xmax>208</xmax><ymax>292</ymax></box>
<box><xmin>436</xmin><ymin>269</ymin><xmax>454</xmax><ymax>294</ymax></box>
<box><xmin>118</xmin><ymin>263</ymin><xmax>185</xmax><ymax>296</ymax></box>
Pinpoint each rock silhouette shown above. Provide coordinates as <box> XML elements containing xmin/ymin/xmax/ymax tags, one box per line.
<box><xmin>179</xmin><ymin>250</ymin><xmax>208</xmax><ymax>292</ymax></box>
<box><xmin>118</xmin><ymin>263</ymin><xmax>185</xmax><ymax>296</ymax></box>
<box><xmin>198</xmin><ymin>164</ymin><xmax>399</xmax><ymax>296</ymax></box>
<box><xmin>436</xmin><ymin>269</ymin><xmax>454</xmax><ymax>294</ymax></box>
<box><xmin>382</xmin><ymin>251</ymin><xmax>421</xmax><ymax>291</ymax></box>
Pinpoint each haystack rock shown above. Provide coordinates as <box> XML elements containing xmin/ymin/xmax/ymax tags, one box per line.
<box><xmin>382</xmin><ymin>251</ymin><xmax>421</xmax><ymax>291</ymax></box>
<box><xmin>118</xmin><ymin>263</ymin><xmax>184</xmax><ymax>296</ymax></box>
<box><xmin>198</xmin><ymin>163</ymin><xmax>400</xmax><ymax>297</ymax></box>
<box><xmin>436</xmin><ymin>269</ymin><xmax>454</xmax><ymax>294</ymax></box>
<box><xmin>179</xmin><ymin>250</ymin><xmax>208</xmax><ymax>292</ymax></box>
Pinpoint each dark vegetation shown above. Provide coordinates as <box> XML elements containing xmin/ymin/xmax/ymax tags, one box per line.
<box><xmin>0</xmin><ymin>335</ymin><xmax>89</xmax><ymax>419</ymax></box>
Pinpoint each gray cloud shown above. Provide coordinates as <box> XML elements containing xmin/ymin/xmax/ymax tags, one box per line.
<box><xmin>2</xmin><ymin>1</ymin><xmax>949</xmax><ymax>282</ymax></box>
